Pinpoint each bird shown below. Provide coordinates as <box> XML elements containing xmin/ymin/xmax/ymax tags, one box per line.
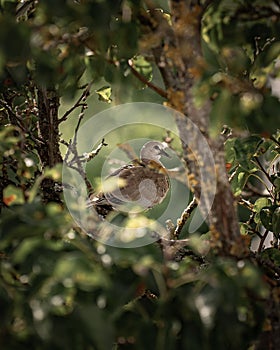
<box><xmin>89</xmin><ymin>141</ymin><xmax>171</xmax><ymax>218</ymax></box>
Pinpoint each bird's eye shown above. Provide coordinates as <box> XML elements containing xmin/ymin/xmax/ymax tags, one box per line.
<box><xmin>154</xmin><ymin>145</ymin><xmax>160</xmax><ymax>150</ymax></box>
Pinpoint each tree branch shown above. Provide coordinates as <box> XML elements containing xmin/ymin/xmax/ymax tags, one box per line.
<box><xmin>172</xmin><ymin>196</ymin><xmax>198</xmax><ymax>239</ymax></box>
<box><xmin>139</xmin><ymin>0</ymin><xmax>247</xmax><ymax>256</ymax></box>
<box><xmin>37</xmin><ymin>87</ymin><xmax>62</xmax><ymax>203</ymax></box>
<box><xmin>63</xmin><ymin>97</ymin><xmax>107</xmax><ymax>197</ymax></box>
<box><xmin>128</xmin><ymin>59</ymin><xmax>167</xmax><ymax>98</ymax></box>
<box><xmin>257</xmin><ymin>229</ymin><xmax>270</xmax><ymax>254</ymax></box>
<box><xmin>59</xmin><ymin>82</ymin><xmax>92</xmax><ymax>123</ymax></box>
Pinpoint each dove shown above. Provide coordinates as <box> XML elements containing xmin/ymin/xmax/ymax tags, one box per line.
<box><xmin>89</xmin><ymin>141</ymin><xmax>171</xmax><ymax>217</ymax></box>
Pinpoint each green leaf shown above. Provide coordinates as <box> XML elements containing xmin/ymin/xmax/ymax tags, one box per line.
<box><xmin>96</xmin><ymin>85</ymin><xmax>112</xmax><ymax>103</ymax></box>
<box><xmin>132</xmin><ymin>55</ymin><xmax>153</xmax><ymax>83</ymax></box>
<box><xmin>3</xmin><ymin>184</ymin><xmax>25</xmax><ymax>206</ymax></box>
<box><xmin>0</xmin><ymin>202</ymin><xmax>70</xmax><ymax>247</ymax></box>
<box><xmin>254</xmin><ymin>198</ymin><xmax>272</xmax><ymax>225</ymax></box>
<box><xmin>261</xmin><ymin>247</ymin><xmax>280</xmax><ymax>266</ymax></box>
<box><xmin>273</xmin><ymin>175</ymin><xmax>280</xmax><ymax>192</ymax></box>
<box><xmin>254</xmin><ymin>198</ymin><xmax>272</xmax><ymax>213</ymax></box>
<box><xmin>224</xmin><ymin>137</ymin><xmax>237</xmax><ymax>164</ymax></box>
<box><xmin>240</xmin><ymin>223</ymin><xmax>250</xmax><ymax>236</ymax></box>
<box><xmin>230</xmin><ymin>167</ymin><xmax>249</xmax><ymax>196</ymax></box>
<box><xmin>233</xmin><ymin>136</ymin><xmax>262</xmax><ymax>172</ymax></box>
<box><xmin>259</xmin><ymin>205</ymin><xmax>279</xmax><ymax>233</ymax></box>
<box><xmin>272</xmin><ymin>206</ymin><xmax>280</xmax><ymax>236</ymax></box>
<box><xmin>259</xmin><ymin>207</ymin><xmax>273</xmax><ymax>231</ymax></box>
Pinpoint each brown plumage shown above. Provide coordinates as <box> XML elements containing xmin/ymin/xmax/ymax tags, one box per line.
<box><xmin>90</xmin><ymin>141</ymin><xmax>170</xmax><ymax>217</ymax></box>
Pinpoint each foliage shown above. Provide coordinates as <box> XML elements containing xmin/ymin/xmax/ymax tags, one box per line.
<box><xmin>0</xmin><ymin>1</ymin><xmax>279</xmax><ymax>349</ymax></box>
<box><xmin>225</xmin><ymin>131</ymin><xmax>280</xmax><ymax>258</ymax></box>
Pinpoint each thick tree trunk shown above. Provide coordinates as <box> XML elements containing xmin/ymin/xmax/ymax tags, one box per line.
<box><xmin>138</xmin><ymin>2</ymin><xmax>280</xmax><ymax>348</ymax></box>
<box><xmin>140</xmin><ymin>0</ymin><xmax>246</xmax><ymax>255</ymax></box>
<box><xmin>37</xmin><ymin>87</ymin><xmax>62</xmax><ymax>203</ymax></box>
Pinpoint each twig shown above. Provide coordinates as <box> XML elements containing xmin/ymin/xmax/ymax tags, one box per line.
<box><xmin>64</xmin><ymin>98</ymin><xmax>93</xmax><ymax>194</ymax></box>
<box><xmin>80</xmin><ymin>138</ymin><xmax>108</xmax><ymax>162</ymax></box>
<box><xmin>152</xmin><ymin>231</ymin><xmax>207</xmax><ymax>263</ymax></box>
<box><xmin>128</xmin><ymin>59</ymin><xmax>167</xmax><ymax>99</ymax></box>
<box><xmin>152</xmin><ymin>231</ymin><xmax>190</xmax><ymax>260</ymax></box>
<box><xmin>246</xmin><ymin>211</ymin><xmax>255</xmax><ymax>226</ymax></box>
<box><xmin>172</xmin><ymin>196</ymin><xmax>198</xmax><ymax>239</ymax></box>
<box><xmin>165</xmin><ymin>219</ymin><xmax>175</xmax><ymax>237</ymax></box>
<box><xmin>152</xmin><ymin>233</ymin><xmax>190</xmax><ymax>247</ymax></box>
<box><xmin>238</xmin><ymin>197</ymin><xmax>254</xmax><ymax>210</ymax></box>
<box><xmin>60</xmin><ymin>139</ymin><xmax>69</xmax><ymax>147</ymax></box>
<box><xmin>253</xmin><ymin>156</ymin><xmax>275</xmax><ymax>187</ymax></box>
<box><xmin>173</xmin><ymin>248</ymin><xmax>206</xmax><ymax>263</ymax></box>
<box><xmin>64</xmin><ymin>156</ymin><xmax>94</xmax><ymax>196</ymax></box>
<box><xmin>0</xmin><ymin>99</ymin><xmax>22</xmax><ymax>127</ymax></box>
<box><xmin>65</xmin><ymin>136</ymin><xmax>107</xmax><ymax>196</ymax></box>
<box><xmin>74</xmin><ymin>111</ymin><xmax>85</xmax><ymax>137</ymax></box>
<box><xmin>258</xmin><ymin>229</ymin><xmax>270</xmax><ymax>254</ymax></box>
<box><xmin>59</xmin><ymin>82</ymin><xmax>92</xmax><ymax>123</ymax></box>
<box><xmin>0</xmin><ymin>99</ymin><xmax>44</xmax><ymax>145</ymax></box>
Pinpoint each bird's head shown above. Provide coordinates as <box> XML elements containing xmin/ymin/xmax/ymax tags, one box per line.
<box><xmin>140</xmin><ymin>141</ymin><xmax>170</xmax><ymax>162</ymax></box>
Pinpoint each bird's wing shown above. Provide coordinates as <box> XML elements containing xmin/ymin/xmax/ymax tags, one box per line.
<box><xmin>106</xmin><ymin>158</ymin><xmax>144</xmax><ymax>178</ymax></box>
<box><xmin>106</xmin><ymin>163</ymin><xmax>170</xmax><ymax>208</ymax></box>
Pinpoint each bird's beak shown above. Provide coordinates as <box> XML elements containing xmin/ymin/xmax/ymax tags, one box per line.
<box><xmin>160</xmin><ymin>148</ymin><xmax>171</xmax><ymax>158</ymax></box>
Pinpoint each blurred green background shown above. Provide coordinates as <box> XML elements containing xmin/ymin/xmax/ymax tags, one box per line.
<box><xmin>1</xmin><ymin>1</ymin><xmax>279</xmax><ymax>349</ymax></box>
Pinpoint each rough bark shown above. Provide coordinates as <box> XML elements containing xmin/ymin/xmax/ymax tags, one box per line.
<box><xmin>139</xmin><ymin>1</ymin><xmax>246</xmax><ymax>255</ymax></box>
<box><xmin>138</xmin><ymin>2</ymin><xmax>280</xmax><ymax>348</ymax></box>
<box><xmin>37</xmin><ymin>87</ymin><xmax>62</xmax><ymax>203</ymax></box>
